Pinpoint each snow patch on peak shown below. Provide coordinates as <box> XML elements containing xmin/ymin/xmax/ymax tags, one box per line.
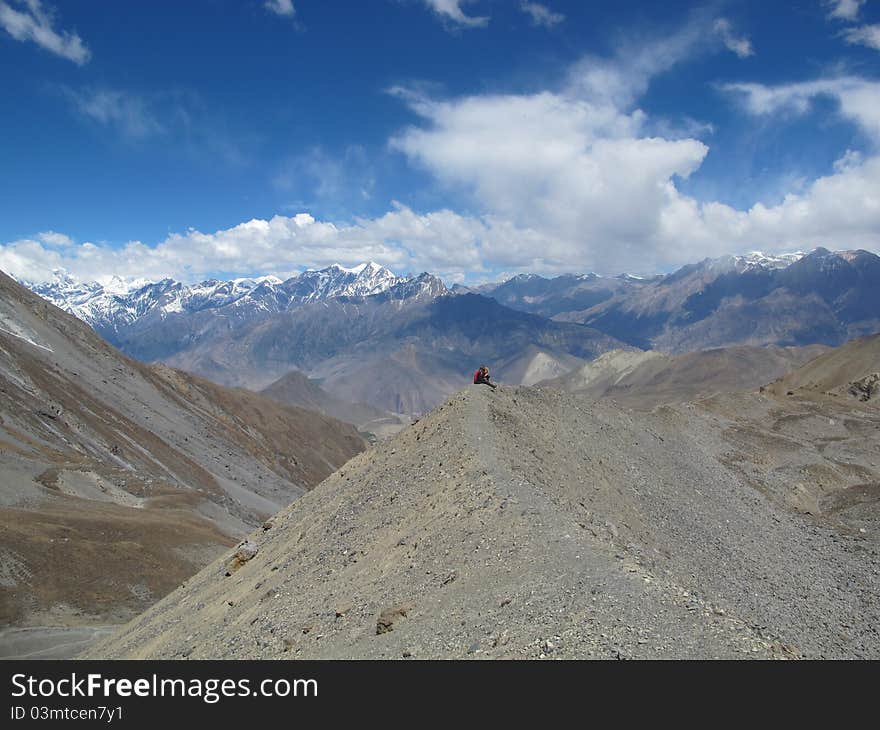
<box><xmin>735</xmin><ymin>251</ymin><xmax>805</xmax><ymax>272</ymax></box>
<box><xmin>21</xmin><ymin>262</ymin><xmax>431</xmax><ymax>335</ymax></box>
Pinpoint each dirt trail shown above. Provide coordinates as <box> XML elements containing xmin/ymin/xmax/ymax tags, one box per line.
<box><xmin>0</xmin><ymin>626</ymin><xmax>119</xmax><ymax>660</ymax></box>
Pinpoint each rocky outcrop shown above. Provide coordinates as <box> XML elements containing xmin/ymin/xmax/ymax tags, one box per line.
<box><xmin>849</xmin><ymin>373</ymin><xmax>880</xmax><ymax>402</ymax></box>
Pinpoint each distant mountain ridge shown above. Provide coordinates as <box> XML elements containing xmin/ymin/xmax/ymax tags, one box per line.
<box><xmin>22</xmin><ymin>252</ymin><xmax>809</xmax><ymax>338</ymax></box>
<box><xmin>17</xmin><ymin>247</ymin><xmax>880</xmax><ymax>416</ymax></box>
<box><xmin>21</xmin><ymin>250</ymin><xmax>866</xmax><ymax>352</ymax></box>
<box><xmin>456</xmin><ymin>248</ymin><xmax>878</xmax><ymax>353</ymax></box>
<box><xmin>164</xmin><ymin>287</ymin><xmax>624</xmax><ymax>413</ymax></box>
<box><xmin>474</xmin><ymin>251</ymin><xmax>807</xmax><ymax>319</ymax></box>
<box><xmin>24</xmin><ymin>261</ymin><xmax>407</xmax><ymax>345</ymax></box>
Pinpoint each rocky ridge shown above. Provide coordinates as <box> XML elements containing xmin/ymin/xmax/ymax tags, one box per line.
<box><xmin>86</xmin><ymin>373</ymin><xmax>880</xmax><ymax>659</ymax></box>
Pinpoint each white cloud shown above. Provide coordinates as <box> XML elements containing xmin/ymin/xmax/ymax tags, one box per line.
<box><xmin>5</xmin><ymin>141</ymin><xmax>879</xmax><ymax>283</ymax></box>
<box><xmin>565</xmin><ymin>14</ymin><xmax>719</xmax><ymax>108</ymax></box>
<box><xmin>0</xmin><ymin>206</ymin><xmax>510</xmax><ymax>284</ymax></box>
<box><xmin>713</xmin><ymin>18</ymin><xmax>754</xmax><ymax>58</ymax></box>
<box><xmin>659</xmin><ymin>153</ymin><xmax>880</xmax><ymax>257</ymax></box>
<box><xmin>4</xmin><ymin>13</ymin><xmax>879</xmax><ymax>285</ymax></box>
<box><xmin>264</xmin><ymin>0</ymin><xmax>295</xmax><ymax>17</ymax></box>
<box><xmin>391</xmin><ymin>88</ymin><xmax>711</xmax><ymax>272</ymax></box>
<box><xmin>657</xmin><ymin>78</ymin><xmax>880</xmax><ymax>258</ymax></box>
<box><xmin>273</xmin><ymin>146</ymin><xmax>376</xmax><ymax>209</ymax></box>
<box><xmin>844</xmin><ymin>23</ymin><xmax>880</xmax><ymax>50</ymax></box>
<box><xmin>0</xmin><ymin>0</ymin><xmax>90</xmax><ymax>64</ymax></box>
<box><xmin>383</xmin><ymin>21</ymin><xmax>880</xmax><ymax>274</ymax></box>
<box><xmin>63</xmin><ymin>88</ymin><xmax>164</xmax><ymax>140</ymax></box>
<box><xmin>60</xmin><ymin>86</ymin><xmax>248</xmax><ymax>165</ymax></box>
<box><xmin>37</xmin><ymin>231</ymin><xmax>73</xmax><ymax>248</ymax></box>
<box><xmin>386</xmin><ymin>21</ymin><xmax>734</xmax><ymax>273</ymax></box>
<box><xmin>824</xmin><ymin>0</ymin><xmax>865</xmax><ymax>21</ymax></box>
<box><xmin>721</xmin><ymin>77</ymin><xmax>880</xmax><ymax>140</ymax></box>
<box><xmin>520</xmin><ymin>2</ymin><xmax>564</xmax><ymax>28</ymax></box>
<box><xmin>419</xmin><ymin>0</ymin><xmax>488</xmax><ymax>29</ymax></box>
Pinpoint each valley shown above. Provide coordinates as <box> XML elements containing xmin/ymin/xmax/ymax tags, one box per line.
<box><xmin>5</xmin><ymin>248</ymin><xmax>879</xmax><ymax>660</ymax></box>
<box><xmin>0</xmin><ymin>271</ymin><xmax>364</xmax><ymax>655</ymax></box>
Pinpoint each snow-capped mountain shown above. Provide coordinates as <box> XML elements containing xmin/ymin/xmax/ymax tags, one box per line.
<box><xmin>26</xmin><ymin>271</ymin><xmax>173</xmax><ymax>335</ymax></box>
<box><xmin>733</xmin><ymin>251</ymin><xmax>806</xmax><ymax>272</ymax></box>
<box><xmin>288</xmin><ymin>262</ymin><xmax>403</xmax><ymax>301</ymax></box>
<box><xmin>22</xmin><ymin>262</ymin><xmax>408</xmax><ymax>340</ymax></box>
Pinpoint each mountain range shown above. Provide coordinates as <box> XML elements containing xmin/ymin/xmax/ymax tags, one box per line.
<box><xmin>543</xmin><ymin>248</ymin><xmax>880</xmax><ymax>351</ymax></box>
<box><xmin>473</xmin><ymin>251</ymin><xmax>806</xmax><ymax>320</ymax></box>
<box><xmin>4</xmin><ymin>247</ymin><xmax>879</xmax><ymax>659</ymax></box>
<box><xmin>25</xmin><ymin>262</ymin><xmax>405</xmax><ymax>358</ymax></box>
<box><xmin>19</xmin><ymin>247</ymin><xmax>880</xmax><ymax>416</ymax></box>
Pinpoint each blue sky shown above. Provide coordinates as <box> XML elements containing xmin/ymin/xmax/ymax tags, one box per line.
<box><xmin>1</xmin><ymin>0</ymin><xmax>879</xmax><ymax>283</ymax></box>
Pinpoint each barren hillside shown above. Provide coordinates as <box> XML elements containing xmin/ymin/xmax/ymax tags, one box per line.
<box><xmin>540</xmin><ymin>344</ymin><xmax>828</xmax><ymax>407</ymax></box>
<box><xmin>765</xmin><ymin>333</ymin><xmax>880</xmax><ymax>402</ymax></box>
<box><xmin>87</xmin><ymin>374</ymin><xmax>879</xmax><ymax>659</ymax></box>
<box><xmin>0</xmin><ymin>270</ymin><xmax>364</xmax><ymax>645</ymax></box>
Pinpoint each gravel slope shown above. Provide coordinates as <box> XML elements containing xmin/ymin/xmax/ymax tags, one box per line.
<box><xmin>86</xmin><ymin>382</ymin><xmax>879</xmax><ymax>659</ymax></box>
<box><xmin>0</xmin><ymin>270</ymin><xmax>364</xmax><ymax>633</ymax></box>
<box><xmin>540</xmin><ymin>345</ymin><xmax>828</xmax><ymax>408</ymax></box>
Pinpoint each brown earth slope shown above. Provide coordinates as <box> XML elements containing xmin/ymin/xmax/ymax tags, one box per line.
<box><xmin>86</xmin><ymin>374</ymin><xmax>879</xmax><ymax>660</ymax></box>
<box><xmin>0</xmin><ymin>270</ymin><xmax>364</xmax><ymax>637</ymax></box>
<box><xmin>539</xmin><ymin>344</ymin><xmax>829</xmax><ymax>408</ymax></box>
<box><xmin>259</xmin><ymin>369</ymin><xmax>410</xmax><ymax>439</ymax></box>
<box><xmin>765</xmin><ymin>333</ymin><xmax>880</xmax><ymax>402</ymax></box>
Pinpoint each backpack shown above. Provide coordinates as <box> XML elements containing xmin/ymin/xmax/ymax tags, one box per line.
<box><xmin>473</xmin><ymin>369</ymin><xmax>481</xmax><ymax>384</ymax></box>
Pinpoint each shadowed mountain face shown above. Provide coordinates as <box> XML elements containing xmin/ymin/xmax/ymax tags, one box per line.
<box><xmin>86</xmin><ymin>344</ymin><xmax>880</xmax><ymax>659</ymax></box>
<box><xmin>477</xmin><ymin>272</ymin><xmax>658</xmax><ymax>318</ymax></box>
<box><xmin>164</xmin><ymin>288</ymin><xmax>627</xmax><ymax>414</ymax></box>
<box><xmin>553</xmin><ymin>249</ymin><xmax>880</xmax><ymax>351</ymax></box>
<box><xmin>258</xmin><ymin>370</ymin><xmax>411</xmax><ymax>440</ymax></box>
<box><xmin>0</xmin><ymin>270</ymin><xmax>364</xmax><ymax>631</ymax></box>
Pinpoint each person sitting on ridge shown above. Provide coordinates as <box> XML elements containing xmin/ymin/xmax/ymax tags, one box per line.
<box><xmin>473</xmin><ymin>365</ymin><xmax>496</xmax><ymax>389</ymax></box>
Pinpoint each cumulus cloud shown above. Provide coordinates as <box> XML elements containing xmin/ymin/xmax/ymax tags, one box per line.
<box><xmin>659</xmin><ymin>152</ymin><xmax>880</xmax><ymax>256</ymax></box>
<box><xmin>419</xmin><ymin>0</ymin><xmax>488</xmax><ymax>29</ymax></box>
<box><xmin>656</xmin><ymin>77</ymin><xmax>880</xmax><ymax>257</ymax></box>
<box><xmin>392</xmin><ymin>90</ymin><xmax>706</xmax><ymax>267</ymax></box>
<box><xmin>0</xmin><ymin>206</ymin><xmax>513</xmax><ymax>284</ymax></box>
<box><xmin>0</xmin><ymin>0</ymin><xmax>90</xmax><ymax>64</ymax></box>
<box><xmin>264</xmin><ymin>0</ymin><xmax>295</xmax><ymax>17</ymax></box>
<box><xmin>824</xmin><ymin>0</ymin><xmax>865</xmax><ymax>21</ymax></box>
<box><xmin>843</xmin><ymin>23</ymin><xmax>880</xmax><ymax>50</ymax></box>
<box><xmin>383</xmin><ymin>17</ymin><xmax>880</xmax><ymax>274</ymax></box>
<box><xmin>4</xmin><ymin>13</ymin><xmax>879</xmax><ymax>284</ymax></box>
<box><xmin>386</xmin><ymin>19</ymin><xmax>740</xmax><ymax>273</ymax></box>
<box><xmin>37</xmin><ymin>231</ymin><xmax>74</xmax><ymax>248</ymax></box>
<box><xmin>520</xmin><ymin>2</ymin><xmax>564</xmax><ymax>28</ymax></box>
<box><xmin>713</xmin><ymin>18</ymin><xmax>754</xmax><ymax>58</ymax></box>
